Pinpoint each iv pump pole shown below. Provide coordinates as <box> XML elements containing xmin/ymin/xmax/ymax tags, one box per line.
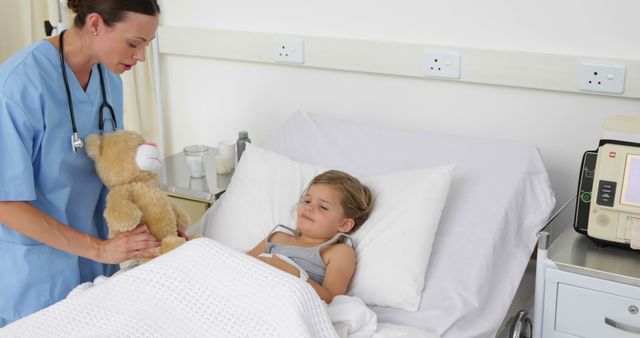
<box><xmin>44</xmin><ymin>0</ymin><xmax>68</xmax><ymax>37</ymax></box>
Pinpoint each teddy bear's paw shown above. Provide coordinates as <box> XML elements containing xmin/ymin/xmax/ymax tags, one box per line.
<box><xmin>160</xmin><ymin>236</ymin><xmax>187</xmax><ymax>254</ymax></box>
<box><xmin>104</xmin><ymin>207</ymin><xmax>142</xmax><ymax>232</ymax></box>
<box><xmin>173</xmin><ymin>207</ymin><xmax>191</xmax><ymax>231</ymax></box>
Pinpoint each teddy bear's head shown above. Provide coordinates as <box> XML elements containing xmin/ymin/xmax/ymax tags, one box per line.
<box><xmin>85</xmin><ymin>130</ymin><xmax>162</xmax><ymax>188</ymax></box>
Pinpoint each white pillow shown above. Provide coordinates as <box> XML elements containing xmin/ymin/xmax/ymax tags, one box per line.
<box><xmin>201</xmin><ymin>143</ymin><xmax>454</xmax><ymax>311</ymax></box>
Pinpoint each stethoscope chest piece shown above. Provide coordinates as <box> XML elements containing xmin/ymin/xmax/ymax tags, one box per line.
<box><xmin>71</xmin><ymin>132</ymin><xmax>84</xmax><ymax>153</ymax></box>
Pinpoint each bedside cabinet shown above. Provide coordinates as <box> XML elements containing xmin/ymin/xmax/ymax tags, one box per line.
<box><xmin>536</xmin><ymin>228</ymin><xmax>640</xmax><ymax>337</ymax></box>
<box><xmin>158</xmin><ymin>147</ymin><xmax>233</xmax><ymax>225</ymax></box>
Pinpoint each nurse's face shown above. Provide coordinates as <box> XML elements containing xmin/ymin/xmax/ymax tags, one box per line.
<box><xmin>95</xmin><ymin>12</ymin><xmax>159</xmax><ymax>74</ymax></box>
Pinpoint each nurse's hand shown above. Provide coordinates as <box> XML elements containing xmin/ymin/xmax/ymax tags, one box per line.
<box><xmin>96</xmin><ymin>225</ymin><xmax>161</xmax><ymax>264</ymax></box>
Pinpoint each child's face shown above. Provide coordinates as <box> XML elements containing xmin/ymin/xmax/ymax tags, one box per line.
<box><xmin>297</xmin><ymin>183</ymin><xmax>353</xmax><ymax>239</ymax></box>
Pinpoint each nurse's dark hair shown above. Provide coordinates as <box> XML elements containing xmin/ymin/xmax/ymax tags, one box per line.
<box><xmin>67</xmin><ymin>0</ymin><xmax>160</xmax><ymax>28</ymax></box>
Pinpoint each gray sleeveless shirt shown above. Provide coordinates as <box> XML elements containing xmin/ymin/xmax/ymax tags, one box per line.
<box><xmin>265</xmin><ymin>225</ymin><xmax>353</xmax><ymax>285</ymax></box>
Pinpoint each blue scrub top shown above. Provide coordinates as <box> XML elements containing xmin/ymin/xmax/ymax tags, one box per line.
<box><xmin>0</xmin><ymin>40</ymin><xmax>122</xmax><ymax>325</ymax></box>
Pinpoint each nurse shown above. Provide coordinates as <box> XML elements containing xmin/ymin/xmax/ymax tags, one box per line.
<box><xmin>0</xmin><ymin>0</ymin><xmax>162</xmax><ymax>326</ymax></box>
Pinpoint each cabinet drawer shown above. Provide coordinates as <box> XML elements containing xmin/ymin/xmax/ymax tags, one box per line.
<box><xmin>556</xmin><ymin>282</ymin><xmax>640</xmax><ymax>337</ymax></box>
<box><xmin>167</xmin><ymin>195</ymin><xmax>211</xmax><ymax>226</ymax></box>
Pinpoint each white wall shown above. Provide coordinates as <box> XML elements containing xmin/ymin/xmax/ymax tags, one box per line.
<box><xmin>157</xmin><ymin>0</ymin><xmax>640</xmax><ymax>220</ymax></box>
<box><xmin>159</xmin><ymin>0</ymin><xmax>640</xmax><ymax>58</ymax></box>
<box><xmin>0</xmin><ymin>0</ymin><xmax>51</xmax><ymax>62</ymax></box>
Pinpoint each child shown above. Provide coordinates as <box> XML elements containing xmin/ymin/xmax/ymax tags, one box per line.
<box><xmin>247</xmin><ymin>170</ymin><xmax>373</xmax><ymax>303</ymax></box>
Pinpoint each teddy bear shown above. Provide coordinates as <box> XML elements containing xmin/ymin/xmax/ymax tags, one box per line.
<box><xmin>85</xmin><ymin>130</ymin><xmax>191</xmax><ymax>260</ymax></box>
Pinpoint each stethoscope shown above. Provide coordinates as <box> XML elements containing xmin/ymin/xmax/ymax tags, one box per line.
<box><xmin>59</xmin><ymin>30</ymin><xmax>118</xmax><ymax>153</ymax></box>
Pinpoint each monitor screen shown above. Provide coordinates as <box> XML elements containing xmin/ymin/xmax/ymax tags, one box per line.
<box><xmin>621</xmin><ymin>154</ymin><xmax>640</xmax><ymax>207</ymax></box>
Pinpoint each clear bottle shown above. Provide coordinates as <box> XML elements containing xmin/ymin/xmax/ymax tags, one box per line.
<box><xmin>236</xmin><ymin>130</ymin><xmax>251</xmax><ymax>161</ymax></box>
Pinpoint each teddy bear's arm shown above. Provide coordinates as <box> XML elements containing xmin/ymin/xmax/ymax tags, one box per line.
<box><xmin>171</xmin><ymin>202</ymin><xmax>191</xmax><ymax>231</ymax></box>
<box><xmin>104</xmin><ymin>185</ymin><xmax>143</xmax><ymax>233</ymax></box>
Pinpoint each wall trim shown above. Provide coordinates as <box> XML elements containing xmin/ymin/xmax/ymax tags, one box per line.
<box><xmin>157</xmin><ymin>26</ymin><xmax>640</xmax><ymax>99</ymax></box>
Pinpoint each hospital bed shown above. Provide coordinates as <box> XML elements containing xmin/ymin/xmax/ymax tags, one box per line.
<box><xmin>2</xmin><ymin>112</ymin><xmax>555</xmax><ymax>337</ymax></box>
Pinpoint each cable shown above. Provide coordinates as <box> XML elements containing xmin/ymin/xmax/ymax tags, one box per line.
<box><xmin>540</xmin><ymin>194</ymin><xmax>577</xmax><ymax>233</ymax></box>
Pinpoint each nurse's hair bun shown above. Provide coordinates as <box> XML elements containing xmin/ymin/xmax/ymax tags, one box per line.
<box><xmin>67</xmin><ymin>0</ymin><xmax>82</xmax><ymax>13</ymax></box>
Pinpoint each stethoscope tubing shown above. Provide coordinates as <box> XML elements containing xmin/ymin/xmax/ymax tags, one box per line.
<box><xmin>59</xmin><ymin>30</ymin><xmax>79</xmax><ymax>134</ymax></box>
<box><xmin>96</xmin><ymin>65</ymin><xmax>117</xmax><ymax>134</ymax></box>
<box><xmin>59</xmin><ymin>30</ymin><xmax>118</xmax><ymax>152</ymax></box>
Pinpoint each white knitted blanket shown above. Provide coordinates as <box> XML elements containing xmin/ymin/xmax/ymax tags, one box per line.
<box><xmin>2</xmin><ymin>238</ymin><xmax>338</xmax><ymax>337</ymax></box>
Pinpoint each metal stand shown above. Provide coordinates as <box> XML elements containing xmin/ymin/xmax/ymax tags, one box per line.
<box><xmin>532</xmin><ymin>195</ymin><xmax>575</xmax><ymax>338</ymax></box>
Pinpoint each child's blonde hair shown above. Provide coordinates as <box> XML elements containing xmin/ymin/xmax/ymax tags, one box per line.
<box><xmin>304</xmin><ymin>170</ymin><xmax>373</xmax><ymax>234</ymax></box>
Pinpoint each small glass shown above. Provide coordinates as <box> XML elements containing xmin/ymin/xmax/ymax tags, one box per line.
<box><xmin>183</xmin><ymin>145</ymin><xmax>209</xmax><ymax>178</ymax></box>
<box><xmin>189</xmin><ymin>176</ymin><xmax>210</xmax><ymax>192</ymax></box>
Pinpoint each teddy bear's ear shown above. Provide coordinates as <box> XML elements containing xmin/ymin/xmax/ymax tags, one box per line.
<box><xmin>84</xmin><ymin>134</ymin><xmax>102</xmax><ymax>160</ymax></box>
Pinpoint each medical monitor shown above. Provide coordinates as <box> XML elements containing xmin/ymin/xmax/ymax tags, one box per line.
<box><xmin>587</xmin><ymin>142</ymin><xmax>640</xmax><ymax>245</ymax></box>
<box><xmin>621</xmin><ymin>154</ymin><xmax>640</xmax><ymax>207</ymax></box>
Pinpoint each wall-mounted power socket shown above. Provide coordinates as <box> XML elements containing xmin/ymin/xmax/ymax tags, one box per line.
<box><xmin>578</xmin><ymin>62</ymin><xmax>626</xmax><ymax>94</ymax></box>
<box><xmin>423</xmin><ymin>50</ymin><xmax>461</xmax><ymax>79</ymax></box>
<box><xmin>273</xmin><ymin>38</ymin><xmax>304</xmax><ymax>64</ymax></box>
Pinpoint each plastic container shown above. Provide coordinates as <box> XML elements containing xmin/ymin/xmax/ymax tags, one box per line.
<box><xmin>215</xmin><ymin>140</ymin><xmax>235</xmax><ymax>174</ymax></box>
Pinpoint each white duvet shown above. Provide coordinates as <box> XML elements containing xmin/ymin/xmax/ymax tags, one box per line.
<box><xmin>2</xmin><ymin>238</ymin><xmax>437</xmax><ymax>338</ymax></box>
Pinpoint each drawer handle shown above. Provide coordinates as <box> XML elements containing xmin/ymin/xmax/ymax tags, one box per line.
<box><xmin>605</xmin><ymin>317</ymin><xmax>640</xmax><ymax>334</ymax></box>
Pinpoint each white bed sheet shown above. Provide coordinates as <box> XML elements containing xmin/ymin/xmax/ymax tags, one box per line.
<box><xmin>265</xmin><ymin>112</ymin><xmax>556</xmax><ymax>337</ymax></box>
<box><xmin>3</xmin><ymin>238</ymin><xmax>438</xmax><ymax>338</ymax></box>
<box><xmin>3</xmin><ymin>238</ymin><xmax>338</xmax><ymax>337</ymax></box>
